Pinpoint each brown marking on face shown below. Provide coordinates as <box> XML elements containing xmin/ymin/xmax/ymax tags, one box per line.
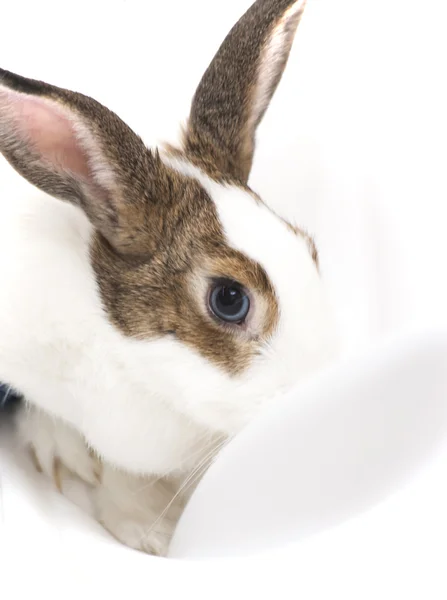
<box><xmin>165</xmin><ymin>141</ymin><xmax>319</xmax><ymax>270</ymax></box>
<box><xmin>90</xmin><ymin>169</ymin><xmax>279</xmax><ymax>376</ymax></box>
<box><xmin>282</xmin><ymin>219</ymin><xmax>319</xmax><ymax>269</ymax></box>
<box><xmin>303</xmin><ymin>231</ymin><xmax>319</xmax><ymax>269</ymax></box>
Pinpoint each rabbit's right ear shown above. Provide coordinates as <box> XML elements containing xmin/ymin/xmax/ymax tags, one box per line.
<box><xmin>183</xmin><ymin>0</ymin><xmax>307</xmax><ymax>183</ymax></box>
<box><xmin>0</xmin><ymin>69</ymin><xmax>172</xmax><ymax>254</ymax></box>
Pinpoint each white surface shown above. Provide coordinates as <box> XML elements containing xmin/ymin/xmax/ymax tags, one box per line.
<box><xmin>1</xmin><ymin>0</ymin><xmax>447</xmax><ymax>598</ymax></box>
<box><xmin>170</xmin><ymin>330</ymin><xmax>447</xmax><ymax>559</ymax></box>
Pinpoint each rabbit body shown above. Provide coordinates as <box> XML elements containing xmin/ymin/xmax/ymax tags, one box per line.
<box><xmin>0</xmin><ymin>0</ymin><xmax>337</xmax><ymax>554</ymax></box>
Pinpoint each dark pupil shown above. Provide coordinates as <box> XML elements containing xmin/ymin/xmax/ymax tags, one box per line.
<box><xmin>219</xmin><ymin>286</ymin><xmax>240</xmax><ymax>308</ymax></box>
<box><xmin>210</xmin><ymin>282</ymin><xmax>250</xmax><ymax>323</ymax></box>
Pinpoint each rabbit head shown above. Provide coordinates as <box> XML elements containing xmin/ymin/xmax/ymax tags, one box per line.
<box><xmin>0</xmin><ymin>0</ymin><xmax>337</xmax><ymax>474</ymax></box>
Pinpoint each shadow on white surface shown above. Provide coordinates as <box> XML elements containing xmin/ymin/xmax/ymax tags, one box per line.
<box><xmin>170</xmin><ymin>330</ymin><xmax>447</xmax><ymax>558</ymax></box>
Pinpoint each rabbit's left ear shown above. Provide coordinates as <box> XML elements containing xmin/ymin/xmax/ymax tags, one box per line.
<box><xmin>183</xmin><ymin>0</ymin><xmax>307</xmax><ymax>183</ymax></box>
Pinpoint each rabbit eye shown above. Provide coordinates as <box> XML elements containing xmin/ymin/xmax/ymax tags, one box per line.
<box><xmin>208</xmin><ymin>279</ymin><xmax>250</xmax><ymax>324</ymax></box>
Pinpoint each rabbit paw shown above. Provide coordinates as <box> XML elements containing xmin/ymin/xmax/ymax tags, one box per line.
<box><xmin>16</xmin><ymin>404</ymin><xmax>184</xmax><ymax>556</ymax></box>
<box><xmin>17</xmin><ymin>404</ymin><xmax>101</xmax><ymax>491</ymax></box>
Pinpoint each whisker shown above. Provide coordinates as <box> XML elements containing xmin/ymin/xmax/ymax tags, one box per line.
<box><xmin>138</xmin><ymin>437</ymin><xmax>231</xmax><ymax>546</ymax></box>
<box><xmin>0</xmin><ymin>385</ymin><xmax>12</xmax><ymax>408</ymax></box>
<box><xmin>131</xmin><ymin>432</ymin><xmax>225</xmax><ymax>496</ymax></box>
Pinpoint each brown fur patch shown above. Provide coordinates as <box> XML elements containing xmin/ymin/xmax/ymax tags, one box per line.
<box><xmin>90</xmin><ymin>170</ymin><xmax>279</xmax><ymax>375</ymax></box>
<box><xmin>283</xmin><ymin>219</ymin><xmax>319</xmax><ymax>269</ymax></box>
<box><xmin>183</xmin><ymin>0</ymin><xmax>306</xmax><ymax>184</ymax></box>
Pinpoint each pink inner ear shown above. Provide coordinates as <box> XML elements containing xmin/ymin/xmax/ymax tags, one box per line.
<box><xmin>3</xmin><ymin>90</ymin><xmax>90</xmax><ymax>179</ymax></box>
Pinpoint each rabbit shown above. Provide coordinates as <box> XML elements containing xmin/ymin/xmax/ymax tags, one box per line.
<box><xmin>0</xmin><ymin>0</ymin><xmax>337</xmax><ymax>555</ymax></box>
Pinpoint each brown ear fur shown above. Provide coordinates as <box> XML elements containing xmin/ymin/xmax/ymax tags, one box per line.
<box><xmin>0</xmin><ymin>68</ymin><xmax>176</xmax><ymax>254</ymax></box>
<box><xmin>183</xmin><ymin>0</ymin><xmax>307</xmax><ymax>183</ymax></box>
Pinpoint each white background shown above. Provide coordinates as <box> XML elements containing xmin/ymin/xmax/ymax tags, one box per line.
<box><xmin>1</xmin><ymin>0</ymin><xmax>447</xmax><ymax>597</ymax></box>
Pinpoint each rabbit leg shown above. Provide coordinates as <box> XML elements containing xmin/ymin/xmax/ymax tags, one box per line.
<box><xmin>16</xmin><ymin>403</ymin><xmax>185</xmax><ymax>556</ymax></box>
<box><xmin>17</xmin><ymin>403</ymin><xmax>101</xmax><ymax>489</ymax></box>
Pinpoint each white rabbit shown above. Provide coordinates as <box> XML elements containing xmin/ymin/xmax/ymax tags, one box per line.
<box><xmin>0</xmin><ymin>0</ymin><xmax>337</xmax><ymax>554</ymax></box>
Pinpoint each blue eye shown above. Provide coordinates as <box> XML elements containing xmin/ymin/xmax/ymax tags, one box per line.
<box><xmin>209</xmin><ymin>279</ymin><xmax>250</xmax><ymax>324</ymax></box>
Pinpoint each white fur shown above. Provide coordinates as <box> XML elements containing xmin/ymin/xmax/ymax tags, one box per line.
<box><xmin>0</xmin><ymin>150</ymin><xmax>336</xmax><ymax>475</ymax></box>
<box><xmin>18</xmin><ymin>405</ymin><xmax>190</xmax><ymax>555</ymax></box>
